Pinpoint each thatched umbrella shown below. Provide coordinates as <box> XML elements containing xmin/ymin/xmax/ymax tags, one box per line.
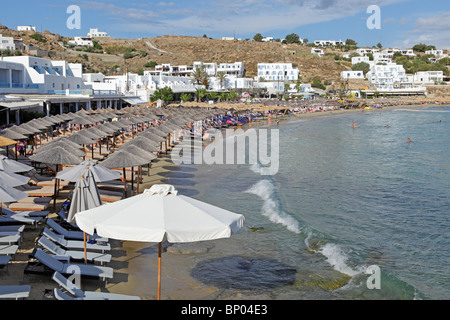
<box><xmin>0</xmin><ymin>136</ymin><xmax>17</xmax><ymax>148</ymax></box>
<box><xmin>66</xmin><ymin>133</ymin><xmax>97</xmax><ymax>161</ymax></box>
<box><xmin>35</xmin><ymin>141</ymin><xmax>86</xmax><ymax>158</ymax></box>
<box><xmin>30</xmin><ymin>146</ymin><xmax>83</xmax><ymax>209</ymax></box>
<box><xmin>100</xmin><ymin>150</ymin><xmax>148</xmax><ymax>198</ymax></box>
<box><xmin>122</xmin><ymin>137</ymin><xmax>160</xmax><ymax>178</ymax></box>
<box><xmin>119</xmin><ymin>144</ymin><xmax>157</xmax><ymax>194</ymax></box>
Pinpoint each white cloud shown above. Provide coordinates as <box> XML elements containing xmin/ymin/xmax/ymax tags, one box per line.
<box><xmin>400</xmin><ymin>11</ymin><xmax>450</xmax><ymax>49</ymax></box>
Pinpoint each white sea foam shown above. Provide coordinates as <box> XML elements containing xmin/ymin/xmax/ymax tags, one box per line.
<box><xmin>319</xmin><ymin>243</ymin><xmax>362</xmax><ymax>277</ymax></box>
<box><xmin>245</xmin><ymin>180</ymin><xmax>300</xmax><ymax>234</ymax></box>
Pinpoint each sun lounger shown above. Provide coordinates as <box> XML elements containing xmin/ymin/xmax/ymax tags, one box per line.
<box><xmin>56</xmin><ymin>210</ymin><xmax>78</xmax><ymax>229</ymax></box>
<box><xmin>7</xmin><ymin>202</ymin><xmax>49</xmax><ymax>212</ymax></box>
<box><xmin>0</xmin><ymin>234</ymin><xmax>21</xmax><ymax>245</ymax></box>
<box><xmin>31</xmin><ymin>249</ymin><xmax>113</xmax><ymax>282</ymax></box>
<box><xmin>0</xmin><ymin>215</ymin><xmax>42</xmax><ymax>226</ymax></box>
<box><xmin>38</xmin><ymin>236</ymin><xmax>112</xmax><ymax>265</ymax></box>
<box><xmin>0</xmin><ymin>286</ymin><xmax>31</xmax><ymax>300</ymax></box>
<box><xmin>42</xmin><ymin>228</ymin><xmax>110</xmax><ymax>252</ymax></box>
<box><xmin>24</xmin><ymin>169</ymin><xmax>70</xmax><ymax>188</ymax></box>
<box><xmin>46</xmin><ymin>218</ymin><xmax>108</xmax><ymax>242</ymax></box>
<box><xmin>0</xmin><ymin>225</ymin><xmax>25</xmax><ymax>233</ymax></box>
<box><xmin>17</xmin><ymin>185</ymin><xmax>55</xmax><ymax>198</ymax></box>
<box><xmin>0</xmin><ymin>244</ymin><xmax>19</xmax><ymax>256</ymax></box>
<box><xmin>0</xmin><ymin>256</ymin><xmax>11</xmax><ymax>269</ymax></box>
<box><xmin>52</xmin><ymin>272</ymin><xmax>140</xmax><ymax>300</ymax></box>
<box><xmin>15</xmin><ymin>197</ymin><xmax>52</xmax><ymax>204</ymax></box>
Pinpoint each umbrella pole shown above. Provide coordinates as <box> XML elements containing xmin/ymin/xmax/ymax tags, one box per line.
<box><xmin>123</xmin><ymin>168</ymin><xmax>127</xmax><ymax>198</ymax></box>
<box><xmin>131</xmin><ymin>167</ymin><xmax>134</xmax><ymax>196</ymax></box>
<box><xmin>158</xmin><ymin>242</ymin><xmax>162</xmax><ymax>300</ymax></box>
<box><xmin>83</xmin><ymin>232</ymin><xmax>87</xmax><ymax>263</ymax></box>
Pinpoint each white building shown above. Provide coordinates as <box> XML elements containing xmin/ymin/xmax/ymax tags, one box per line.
<box><xmin>0</xmin><ymin>34</ymin><xmax>15</xmax><ymax>51</ymax></box>
<box><xmin>351</xmin><ymin>56</ymin><xmax>370</xmax><ymax>65</ymax></box>
<box><xmin>356</xmin><ymin>48</ymin><xmax>380</xmax><ymax>56</ymax></box>
<box><xmin>341</xmin><ymin>71</ymin><xmax>365</xmax><ymax>80</ymax></box>
<box><xmin>217</xmin><ymin>62</ymin><xmax>245</xmax><ymax>78</ymax></box>
<box><xmin>257</xmin><ymin>63</ymin><xmax>300</xmax><ymax>82</ymax></box>
<box><xmin>17</xmin><ymin>26</ymin><xmax>36</xmax><ymax>32</ymax></box>
<box><xmin>1</xmin><ymin>56</ymin><xmax>87</xmax><ymax>94</ymax></box>
<box><xmin>366</xmin><ymin>62</ymin><xmax>411</xmax><ymax>90</ymax></box>
<box><xmin>87</xmin><ymin>28</ymin><xmax>109</xmax><ymax>38</ymax></box>
<box><xmin>372</xmin><ymin>53</ymin><xmax>392</xmax><ymax>64</ymax></box>
<box><xmin>193</xmin><ymin>62</ymin><xmax>217</xmax><ymax>76</ymax></box>
<box><xmin>145</xmin><ymin>64</ymin><xmax>194</xmax><ymax>77</ymax></box>
<box><xmin>412</xmin><ymin>71</ymin><xmax>444</xmax><ymax>84</ymax></box>
<box><xmin>425</xmin><ymin>49</ymin><xmax>445</xmax><ymax>57</ymax></box>
<box><xmin>68</xmin><ymin>37</ymin><xmax>94</xmax><ymax>47</ymax></box>
<box><xmin>382</xmin><ymin>48</ymin><xmax>415</xmax><ymax>57</ymax></box>
<box><xmin>311</xmin><ymin>48</ymin><xmax>325</xmax><ymax>57</ymax></box>
<box><xmin>262</xmin><ymin>37</ymin><xmax>275</xmax><ymax>42</ymax></box>
<box><xmin>314</xmin><ymin>40</ymin><xmax>345</xmax><ymax>47</ymax></box>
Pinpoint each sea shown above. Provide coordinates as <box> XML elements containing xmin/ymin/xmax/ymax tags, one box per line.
<box><xmin>162</xmin><ymin>106</ymin><xmax>449</xmax><ymax>300</ymax></box>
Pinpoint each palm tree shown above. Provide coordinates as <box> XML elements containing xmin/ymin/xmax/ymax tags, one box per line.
<box><xmin>229</xmin><ymin>91</ymin><xmax>238</xmax><ymax>101</ymax></box>
<box><xmin>181</xmin><ymin>93</ymin><xmax>192</xmax><ymax>103</ymax></box>
<box><xmin>208</xmin><ymin>92</ymin><xmax>218</xmax><ymax>103</ymax></box>
<box><xmin>196</xmin><ymin>88</ymin><xmax>207</xmax><ymax>102</ymax></box>
<box><xmin>217</xmin><ymin>72</ymin><xmax>227</xmax><ymax>90</ymax></box>
<box><xmin>192</xmin><ymin>66</ymin><xmax>207</xmax><ymax>85</ymax></box>
<box><xmin>220</xmin><ymin>92</ymin><xmax>229</xmax><ymax>102</ymax></box>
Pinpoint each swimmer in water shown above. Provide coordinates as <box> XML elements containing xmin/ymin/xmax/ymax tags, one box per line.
<box><xmin>407</xmin><ymin>138</ymin><xmax>411</xmax><ymax>143</ymax></box>
<box><xmin>386</xmin><ymin>124</ymin><xmax>390</xmax><ymax>128</ymax></box>
<box><xmin>352</xmin><ymin>121</ymin><xmax>357</xmax><ymax>128</ymax></box>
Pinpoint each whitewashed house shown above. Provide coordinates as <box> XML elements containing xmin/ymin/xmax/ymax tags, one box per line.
<box><xmin>0</xmin><ymin>34</ymin><xmax>15</xmax><ymax>51</ymax></box>
<box><xmin>193</xmin><ymin>62</ymin><xmax>217</xmax><ymax>76</ymax></box>
<box><xmin>314</xmin><ymin>40</ymin><xmax>345</xmax><ymax>47</ymax></box>
<box><xmin>382</xmin><ymin>48</ymin><xmax>415</xmax><ymax>57</ymax></box>
<box><xmin>351</xmin><ymin>56</ymin><xmax>370</xmax><ymax>65</ymax></box>
<box><xmin>217</xmin><ymin>62</ymin><xmax>245</xmax><ymax>77</ymax></box>
<box><xmin>356</xmin><ymin>48</ymin><xmax>380</xmax><ymax>55</ymax></box>
<box><xmin>17</xmin><ymin>26</ymin><xmax>36</xmax><ymax>32</ymax></box>
<box><xmin>341</xmin><ymin>71</ymin><xmax>365</xmax><ymax>80</ymax></box>
<box><xmin>87</xmin><ymin>28</ymin><xmax>109</xmax><ymax>38</ymax></box>
<box><xmin>412</xmin><ymin>71</ymin><xmax>444</xmax><ymax>84</ymax></box>
<box><xmin>68</xmin><ymin>37</ymin><xmax>94</xmax><ymax>47</ymax></box>
<box><xmin>311</xmin><ymin>48</ymin><xmax>325</xmax><ymax>57</ymax></box>
<box><xmin>257</xmin><ymin>63</ymin><xmax>300</xmax><ymax>82</ymax></box>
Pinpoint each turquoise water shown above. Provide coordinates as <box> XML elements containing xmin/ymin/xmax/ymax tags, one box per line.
<box><xmin>165</xmin><ymin>106</ymin><xmax>449</xmax><ymax>300</ymax></box>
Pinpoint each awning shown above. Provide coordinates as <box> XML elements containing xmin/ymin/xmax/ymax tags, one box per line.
<box><xmin>121</xmin><ymin>97</ymin><xmax>147</xmax><ymax>105</ymax></box>
<box><xmin>0</xmin><ymin>101</ymin><xmax>41</xmax><ymax>111</ymax></box>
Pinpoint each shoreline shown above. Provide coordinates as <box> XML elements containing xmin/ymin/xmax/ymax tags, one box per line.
<box><xmin>1</xmin><ymin>101</ymin><xmax>448</xmax><ymax>300</ymax></box>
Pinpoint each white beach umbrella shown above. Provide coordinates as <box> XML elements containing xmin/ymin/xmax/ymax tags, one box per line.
<box><xmin>0</xmin><ymin>169</ymin><xmax>31</xmax><ymax>187</ymax></box>
<box><xmin>57</xmin><ymin>161</ymin><xmax>121</xmax><ymax>183</ymax></box>
<box><xmin>0</xmin><ymin>155</ymin><xmax>33</xmax><ymax>173</ymax></box>
<box><xmin>75</xmin><ymin>184</ymin><xmax>245</xmax><ymax>300</ymax></box>
<box><xmin>0</xmin><ymin>181</ymin><xmax>29</xmax><ymax>214</ymax></box>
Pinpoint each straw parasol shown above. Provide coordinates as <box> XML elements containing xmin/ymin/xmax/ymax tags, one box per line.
<box><xmin>35</xmin><ymin>141</ymin><xmax>86</xmax><ymax>158</ymax></box>
<box><xmin>0</xmin><ymin>136</ymin><xmax>17</xmax><ymax>148</ymax></box>
<box><xmin>30</xmin><ymin>146</ymin><xmax>83</xmax><ymax>208</ymax></box>
<box><xmin>100</xmin><ymin>150</ymin><xmax>148</xmax><ymax>198</ymax></box>
<box><xmin>75</xmin><ymin>184</ymin><xmax>245</xmax><ymax>300</ymax></box>
<box><xmin>119</xmin><ymin>144</ymin><xmax>158</xmax><ymax>193</ymax></box>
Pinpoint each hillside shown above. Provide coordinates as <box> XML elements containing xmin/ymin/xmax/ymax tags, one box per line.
<box><xmin>1</xmin><ymin>25</ymin><xmax>350</xmax><ymax>86</ymax></box>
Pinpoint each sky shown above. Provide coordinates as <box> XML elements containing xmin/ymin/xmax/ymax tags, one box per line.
<box><xmin>1</xmin><ymin>0</ymin><xmax>449</xmax><ymax>49</ymax></box>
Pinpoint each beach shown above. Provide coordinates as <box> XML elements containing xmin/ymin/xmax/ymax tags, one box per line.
<box><xmin>0</xmin><ymin>101</ymin><xmax>448</xmax><ymax>300</ymax></box>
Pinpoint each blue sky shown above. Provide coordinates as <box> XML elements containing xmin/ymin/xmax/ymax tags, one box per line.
<box><xmin>1</xmin><ymin>0</ymin><xmax>449</xmax><ymax>49</ymax></box>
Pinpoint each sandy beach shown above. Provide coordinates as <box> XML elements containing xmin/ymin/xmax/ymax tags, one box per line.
<box><xmin>0</xmin><ymin>100</ymin><xmax>447</xmax><ymax>300</ymax></box>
